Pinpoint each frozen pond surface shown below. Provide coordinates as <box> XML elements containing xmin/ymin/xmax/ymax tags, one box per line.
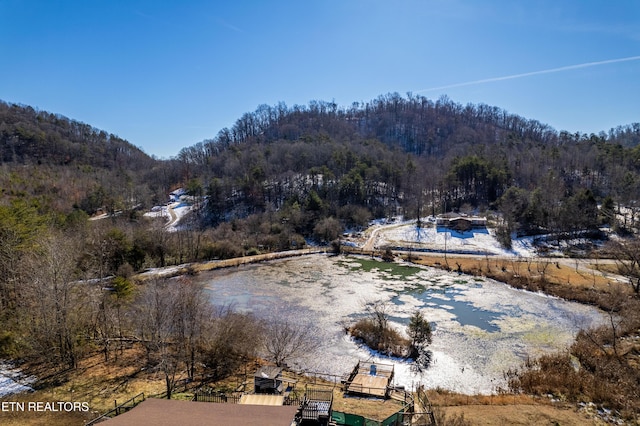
<box><xmin>200</xmin><ymin>254</ymin><xmax>606</xmax><ymax>394</ymax></box>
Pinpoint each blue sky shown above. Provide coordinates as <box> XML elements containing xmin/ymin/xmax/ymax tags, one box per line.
<box><xmin>1</xmin><ymin>0</ymin><xmax>638</xmax><ymax>158</ymax></box>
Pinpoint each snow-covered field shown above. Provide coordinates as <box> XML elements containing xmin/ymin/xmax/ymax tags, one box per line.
<box><xmin>370</xmin><ymin>220</ymin><xmax>537</xmax><ymax>257</ymax></box>
<box><xmin>144</xmin><ymin>201</ymin><xmax>192</xmax><ymax>232</ymax></box>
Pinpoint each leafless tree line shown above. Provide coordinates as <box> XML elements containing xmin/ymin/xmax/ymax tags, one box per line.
<box><xmin>0</xmin><ymin>230</ymin><xmax>320</xmax><ymax>399</ymax></box>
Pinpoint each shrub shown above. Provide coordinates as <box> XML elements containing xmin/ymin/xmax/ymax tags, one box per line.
<box><xmin>495</xmin><ymin>224</ymin><xmax>512</xmax><ymax>249</ymax></box>
<box><xmin>245</xmin><ymin>247</ymin><xmax>260</xmax><ymax>256</ymax></box>
<box><xmin>381</xmin><ymin>247</ymin><xmax>394</xmax><ymax>262</ymax></box>
<box><xmin>349</xmin><ymin>318</ymin><xmax>410</xmax><ymax>357</ymax></box>
<box><xmin>0</xmin><ymin>331</ymin><xmax>17</xmax><ymax>357</ymax></box>
<box><xmin>348</xmin><ymin>301</ymin><xmax>412</xmax><ymax>357</ymax></box>
<box><xmin>508</xmin><ymin>321</ymin><xmax>640</xmax><ymax>420</ymax></box>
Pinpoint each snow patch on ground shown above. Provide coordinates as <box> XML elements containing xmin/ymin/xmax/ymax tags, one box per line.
<box><xmin>374</xmin><ymin>222</ymin><xmax>538</xmax><ymax>257</ymax></box>
<box><xmin>0</xmin><ymin>362</ymin><xmax>35</xmax><ymax>397</ymax></box>
<box><xmin>144</xmin><ymin>202</ymin><xmax>193</xmax><ymax>232</ymax></box>
<box><xmin>143</xmin><ymin>187</ymin><xmax>195</xmax><ymax>232</ymax></box>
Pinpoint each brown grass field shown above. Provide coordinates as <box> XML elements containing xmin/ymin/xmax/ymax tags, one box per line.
<box><xmin>426</xmin><ymin>389</ymin><xmax>612</xmax><ymax>425</ymax></box>
<box><xmin>404</xmin><ymin>252</ymin><xmax>634</xmax><ymax>310</ymax></box>
<box><xmin>409</xmin><ymin>253</ymin><xmax>614</xmax><ymax>291</ymax></box>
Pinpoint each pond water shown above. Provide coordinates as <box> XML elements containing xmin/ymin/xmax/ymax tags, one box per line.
<box><xmin>199</xmin><ymin>254</ymin><xmax>606</xmax><ymax>394</ymax></box>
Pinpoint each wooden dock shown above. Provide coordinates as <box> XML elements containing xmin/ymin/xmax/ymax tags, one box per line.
<box><xmin>343</xmin><ymin>361</ymin><xmax>394</xmax><ymax>399</ymax></box>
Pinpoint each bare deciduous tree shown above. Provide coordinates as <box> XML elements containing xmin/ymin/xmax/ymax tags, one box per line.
<box><xmin>202</xmin><ymin>305</ymin><xmax>261</xmax><ymax>380</ymax></box>
<box><xmin>262</xmin><ymin>318</ymin><xmax>320</xmax><ymax>367</ymax></box>
<box><xmin>135</xmin><ymin>278</ymin><xmax>182</xmax><ymax>399</ymax></box>
<box><xmin>608</xmin><ymin>238</ymin><xmax>640</xmax><ymax>295</ymax></box>
<box><xmin>172</xmin><ymin>277</ymin><xmax>210</xmax><ymax>380</ymax></box>
<box><xmin>23</xmin><ymin>232</ymin><xmax>93</xmax><ymax>369</ymax></box>
<box><xmin>134</xmin><ymin>277</ymin><xmax>217</xmax><ymax>398</ymax></box>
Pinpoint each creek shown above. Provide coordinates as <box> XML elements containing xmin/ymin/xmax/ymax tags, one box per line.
<box><xmin>199</xmin><ymin>254</ymin><xmax>606</xmax><ymax>394</ymax></box>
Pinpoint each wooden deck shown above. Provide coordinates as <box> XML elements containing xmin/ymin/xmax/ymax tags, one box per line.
<box><xmin>346</xmin><ymin>374</ymin><xmax>389</xmax><ymax>397</ymax></box>
<box><xmin>343</xmin><ymin>361</ymin><xmax>394</xmax><ymax>398</ymax></box>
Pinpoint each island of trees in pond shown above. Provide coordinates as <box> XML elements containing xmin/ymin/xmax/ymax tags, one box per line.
<box><xmin>348</xmin><ymin>301</ymin><xmax>433</xmax><ymax>363</ymax></box>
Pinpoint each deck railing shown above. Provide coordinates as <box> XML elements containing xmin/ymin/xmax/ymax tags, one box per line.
<box><xmin>85</xmin><ymin>392</ymin><xmax>145</xmax><ymax>425</ymax></box>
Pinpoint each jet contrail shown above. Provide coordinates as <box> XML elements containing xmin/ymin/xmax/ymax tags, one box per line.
<box><xmin>416</xmin><ymin>55</ymin><xmax>640</xmax><ymax>93</ymax></box>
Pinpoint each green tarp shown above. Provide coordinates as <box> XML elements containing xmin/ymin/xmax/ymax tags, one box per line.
<box><xmin>332</xmin><ymin>410</ymin><xmax>403</xmax><ymax>426</ymax></box>
<box><xmin>382</xmin><ymin>412</ymin><xmax>400</xmax><ymax>425</ymax></box>
<box><xmin>331</xmin><ymin>411</ymin><xmax>365</xmax><ymax>426</ymax></box>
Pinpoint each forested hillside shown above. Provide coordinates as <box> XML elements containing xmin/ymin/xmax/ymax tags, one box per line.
<box><xmin>0</xmin><ymin>100</ymin><xmax>175</xmax><ymax>217</ymax></box>
<box><xmin>175</xmin><ymin>93</ymin><xmax>640</xmax><ymax>244</ymax></box>
<box><xmin>3</xmin><ymin>94</ymin><xmax>640</xmax><ymax>260</ymax></box>
<box><xmin>0</xmin><ymin>101</ymin><xmax>151</xmax><ymax>167</ymax></box>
